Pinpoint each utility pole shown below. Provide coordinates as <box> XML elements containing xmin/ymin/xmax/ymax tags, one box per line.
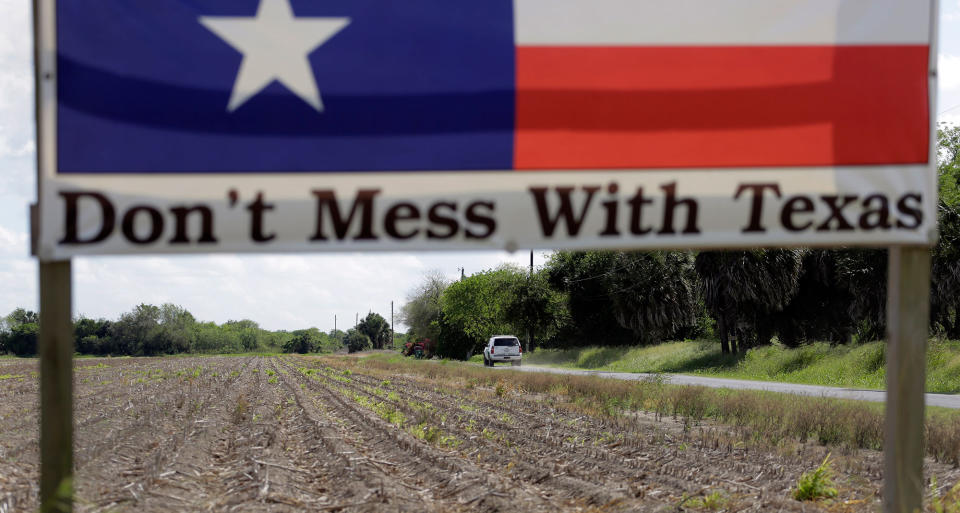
<box><xmin>355</xmin><ymin>312</ymin><xmax>358</xmax><ymax>329</ymax></box>
<box><xmin>527</xmin><ymin>250</ymin><xmax>533</xmax><ymax>354</ymax></box>
<box><xmin>334</xmin><ymin>314</ymin><xmax>336</xmax><ymax>333</ymax></box>
<box><xmin>457</xmin><ymin>266</ymin><xmax>465</xmax><ymax>281</ymax></box>
<box><xmin>390</xmin><ymin>301</ymin><xmax>394</xmax><ymax>349</ymax></box>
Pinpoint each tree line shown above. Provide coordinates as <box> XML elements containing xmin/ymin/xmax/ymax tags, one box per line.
<box><xmin>0</xmin><ymin>304</ymin><xmax>398</xmax><ymax>357</ymax></box>
<box><xmin>400</xmin><ymin>124</ymin><xmax>960</xmax><ymax>359</ymax></box>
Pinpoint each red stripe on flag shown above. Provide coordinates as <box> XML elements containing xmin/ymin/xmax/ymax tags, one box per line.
<box><xmin>514</xmin><ymin>46</ymin><xmax>929</xmax><ymax>170</ymax></box>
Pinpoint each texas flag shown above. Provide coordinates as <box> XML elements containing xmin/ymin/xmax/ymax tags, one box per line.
<box><xmin>56</xmin><ymin>0</ymin><xmax>932</xmax><ymax>174</ymax></box>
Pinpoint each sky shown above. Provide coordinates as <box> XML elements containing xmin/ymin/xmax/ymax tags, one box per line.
<box><xmin>1</xmin><ymin>1</ymin><xmax>959</xmax><ymax>332</ymax></box>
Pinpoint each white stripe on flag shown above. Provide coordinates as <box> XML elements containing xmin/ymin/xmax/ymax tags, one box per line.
<box><xmin>514</xmin><ymin>0</ymin><xmax>932</xmax><ymax>46</ymax></box>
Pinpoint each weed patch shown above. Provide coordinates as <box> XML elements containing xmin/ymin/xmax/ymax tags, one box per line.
<box><xmin>930</xmin><ymin>478</ymin><xmax>960</xmax><ymax>513</ymax></box>
<box><xmin>793</xmin><ymin>454</ymin><xmax>838</xmax><ymax>501</ymax></box>
<box><xmin>232</xmin><ymin>396</ymin><xmax>250</xmax><ymax>424</ymax></box>
<box><xmin>681</xmin><ymin>490</ymin><xmax>728</xmax><ymax>510</ymax></box>
<box><xmin>354</xmin><ymin>354</ymin><xmax>960</xmax><ymax>464</ymax></box>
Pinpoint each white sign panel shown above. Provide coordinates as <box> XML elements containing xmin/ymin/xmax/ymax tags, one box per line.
<box><xmin>36</xmin><ymin>0</ymin><xmax>938</xmax><ymax>259</ymax></box>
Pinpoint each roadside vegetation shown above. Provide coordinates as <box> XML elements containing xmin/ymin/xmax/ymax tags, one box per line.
<box><xmin>520</xmin><ymin>339</ymin><xmax>960</xmax><ymax>393</ymax></box>
<box><xmin>354</xmin><ymin>354</ymin><xmax>960</xmax><ymax>467</ymax></box>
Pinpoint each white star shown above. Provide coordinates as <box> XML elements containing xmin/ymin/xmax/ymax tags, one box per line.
<box><xmin>199</xmin><ymin>0</ymin><xmax>349</xmax><ymax>112</ymax></box>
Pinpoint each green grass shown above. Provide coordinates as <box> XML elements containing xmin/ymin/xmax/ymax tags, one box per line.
<box><xmin>524</xmin><ymin>339</ymin><xmax>960</xmax><ymax>393</ymax></box>
<box><xmin>793</xmin><ymin>454</ymin><xmax>838</xmax><ymax>501</ymax></box>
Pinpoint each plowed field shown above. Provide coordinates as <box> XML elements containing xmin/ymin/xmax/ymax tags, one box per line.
<box><xmin>1</xmin><ymin>355</ymin><xmax>957</xmax><ymax>512</ymax></box>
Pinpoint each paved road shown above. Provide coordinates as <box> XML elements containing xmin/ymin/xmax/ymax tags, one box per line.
<box><xmin>492</xmin><ymin>364</ymin><xmax>960</xmax><ymax>409</ymax></box>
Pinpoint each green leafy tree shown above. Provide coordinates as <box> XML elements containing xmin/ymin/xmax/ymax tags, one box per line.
<box><xmin>937</xmin><ymin>123</ymin><xmax>960</xmax><ymax>206</ymax></box>
<box><xmin>7</xmin><ymin>323</ymin><xmax>39</xmax><ymax>356</ymax></box>
<box><xmin>545</xmin><ymin>251</ymin><xmax>634</xmax><ymax>347</ymax></box>
<box><xmin>192</xmin><ymin>322</ymin><xmax>237</xmax><ymax>353</ymax></box>
<box><xmin>2</xmin><ymin>307</ymin><xmax>40</xmax><ymax>355</ymax></box>
<box><xmin>344</xmin><ymin>328</ymin><xmax>371</xmax><ymax>353</ymax></box>
<box><xmin>110</xmin><ymin>304</ymin><xmax>163</xmax><ymax>355</ymax></box>
<box><xmin>74</xmin><ymin>316</ymin><xmax>112</xmax><ymax>354</ymax></box>
<box><xmin>3</xmin><ymin>308</ymin><xmax>41</xmax><ymax>356</ymax></box>
<box><xmin>503</xmin><ymin>268</ymin><xmax>567</xmax><ymax>351</ymax></box>
<box><xmin>357</xmin><ymin>312</ymin><xmax>390</xmax><ymax>349</ymax></box>
<box><xmin>328</xmin><ymin>329</ymin><xmax>346</xmax><ymax>348</ymax></box>
<box><xmin>400</xmin><ymin>271</ymin><xmax>448</xmax><ymax>343</ymax></box>
<box><xmin>7</xmin><ymin>308</ymin><xmax>39</xmax><ymax>326</ymax></box>
<box><xmin>264</xmin><ymin>330</ymin><xmax>294</xmax><ymax>352</ymax></box>
<box><xmin>283</xmin><ymin>328</ymin><xmax>324</xmax><ymax>353</ymax></box>
<box><xmin>435</xmin><ymin>312</ymin><xmax>475</xmax><ymax>360</ymax></box>
<box><xmin>392</xmin><ymin>331</ymin><xmax>410</xmax><ymax>350</ymax></box>
<box><xmin>315</xmin><ymin>331</ymin><xmax>342</xmax><ymax>353</ymax></box>
<box><xmin>933</xmin><ymin>123</ymin><xmax>960</xmax><ymax>338</ymax></box>
<box><xmin>0</xmin><ymin>314</ymin><xmax>10</xmax><ymax>354</ymax></box>
<box><xmin>223</xmin><ymin>319</ymin><xmax>263</xmax><ymax>352</ymax></box>
<box><xmin>438</xmin><ymin>266</ymin><xmax>516</xmax><ymax>358</ymax></box>
<box><xmin>158</xmin><ymin>303</ymin><xmax>197</xmax><ymax>353</ymax></box>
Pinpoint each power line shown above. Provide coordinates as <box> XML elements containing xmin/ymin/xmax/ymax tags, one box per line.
<box><xmin>563</xmin><ymin>258</ymin><xmax>636</xmax><ymax>284</ymax></box>
<box><xmin>940</xmin><ymin>103</ymin><xmax>960</xmax><ymax>116</ymax></box>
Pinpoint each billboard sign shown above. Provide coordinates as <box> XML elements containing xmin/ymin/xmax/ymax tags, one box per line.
<box><xmin>36</xmin><ymin>0</ymin><xmax>937</xmax><ymax>259</ymax></box>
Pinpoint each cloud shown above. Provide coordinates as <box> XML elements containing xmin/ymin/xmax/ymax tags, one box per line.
<box><xmin>941</xmin><ymin>112</ymin><xmax>960</xmax><ymax>127</ymax></box>
<box><xmin>0</xmin><ymin>224</ymin><xmax>27</xmax><ymax>254</ymax></box>
<box><xmin>0</xmin><ymin>0</ymin><xmax>35</xmax><ymax>203</ymax></box>
<box><xmin>0</xmin><ymin>0</ymin><xmax>33</xmax><ymax>130</ymax></box>
<box><xmin>62</xmin><ymin>251</ymin><xmax>550</xmax><ymax>332</ymax></box>
<box><xmin>945</xmin><ymin>1</ymin><xmax>960</xmax><ymax>21</ymax></box>
<box><xmin>0</xmin><ymin>222</ymin><xmax>35</xmax><ymax>316</ymax></box>
<box><xmin>0</xmin><ymin>132</ymin><xmax>33</xmax><ymax>159</ymax></box>
<box><xmin>941</xmin><ymin>54</ymin><xmax>960</xmax><ymax>92</ymax></box>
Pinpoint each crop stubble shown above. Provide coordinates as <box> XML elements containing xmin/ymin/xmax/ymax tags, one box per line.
<box><xmin>1</xmin><ymin>355</ymin><xmax>958</xmax><ymax>512</ymax></box>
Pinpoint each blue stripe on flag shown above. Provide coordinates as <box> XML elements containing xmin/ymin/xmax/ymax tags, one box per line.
<box><xmin>56</xmin><ymin>0</ymin><xmax>516</xmax><ymax>172</ymax></box>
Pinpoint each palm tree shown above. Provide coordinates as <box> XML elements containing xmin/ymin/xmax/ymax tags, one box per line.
<box><xmin>695</xmin><ymin>250</ymin><xmax>803</xmax><ymax>353</ymax></box>
<box><xmin>773</xmin><ymin>250</ymin><xmax>856</xmax><ymax>346</ymax></box>
<box><xmin>604</xmin><ymin>251</ymin><xmax>698</xmax><ymax>344</ymax></box>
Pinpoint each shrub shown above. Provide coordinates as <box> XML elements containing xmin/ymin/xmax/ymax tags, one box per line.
<box><xmin>345</xmin><ymin>330</ymin><xmax>372</xmax><ymax>353</ymax></box>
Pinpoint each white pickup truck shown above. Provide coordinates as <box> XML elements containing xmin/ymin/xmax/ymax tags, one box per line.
<box><xmin>482</xmin><ymin>335</ymin><xmax>522</xmax><ymax>367</ymax></box>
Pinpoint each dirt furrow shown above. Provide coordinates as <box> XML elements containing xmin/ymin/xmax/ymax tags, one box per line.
<box><xmin>311</xmin><ymin>357</ymin><xmax>883</xmax><ymax>511</ymax></box>
<box><xmin>9</xmin><ymin>354</ymin><xmax>956</xmax><ymax>512</ymax></box>
<box><xmin>2</xmin><ymin>358</ymin><xmax>248</xmax><ymax>511</ymax></box>
<box><xmin>0</xmin><ymin>358</ymin><xmax>224</xmax><ymax>457</ymax></box>
<box><xmin>360</xmin><ymin>370</ymin><xmax>760</xmax><ymax>498</ymax></box>
<box><xmin>76</xmin><ymin>357</ymin><xmax>257</xmax><ymax>511</ymax></box>
<box><xmin>295</xmin><ymin>359</ymin><xmax>667</xmax><ymax>510</ymax></box>
<box><xmin>279</xmin><ymin>357</ymin><xmax>565</xmax><ymax>512</ymax></box>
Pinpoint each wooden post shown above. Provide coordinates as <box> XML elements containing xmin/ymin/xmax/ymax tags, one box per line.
<box><xmin>884</xmin><ymin>246</ymin><xmax>930</xmax><ymax>513</ymax></box>
<box><xmin>39</xmin><ymin>260</ymin><xmax>73</xmax><ymax>513</ymax></box>
<box><xmin>35</xmin><ymin>0</ymin><xmax>74</xmax><ymax>508</ymax></box>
